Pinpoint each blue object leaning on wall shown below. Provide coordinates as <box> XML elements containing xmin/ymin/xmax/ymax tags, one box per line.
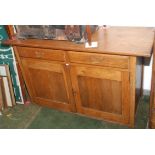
<box><xmin>0</xmin><ymin>25</ymin><xmax>23</xmax><ymax>103</ymax></box>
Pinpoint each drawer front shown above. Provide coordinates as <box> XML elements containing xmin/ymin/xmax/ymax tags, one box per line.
<box><xmin>68</xmin><ymin>51</ymin><xmax>129</xmax><ymax>69</ymax></box>
<box><xmin>17</xmin><ymin>47</ymin><xmax>65</xmax><ymax>62</ymax></box>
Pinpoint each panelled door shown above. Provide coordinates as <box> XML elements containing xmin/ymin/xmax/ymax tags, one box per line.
<box><xmin>70</xmin><ymin>65</ymin><xmax>130</xmax><ymax>124</ymax></box>
<box><xmin>21</xmin><ymin>58</ymin><xmax>75</xmax><ymax>112</ymax></box>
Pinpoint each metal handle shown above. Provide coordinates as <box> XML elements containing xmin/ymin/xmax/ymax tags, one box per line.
<box><xmin>66</xmin><ymin>63</ymin><xmax>70</xmax><ymax>66</ymax></box>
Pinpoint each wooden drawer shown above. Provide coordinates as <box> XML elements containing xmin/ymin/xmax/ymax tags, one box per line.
<box><xmin>17</xmin><ymin>47</ymin><xmax>65</xmax><ymax>62</ymax></box>
<box><xmin>68</xmin><ymin>51</ymin><xmax>129</xmax><ymax>69</ymax></box>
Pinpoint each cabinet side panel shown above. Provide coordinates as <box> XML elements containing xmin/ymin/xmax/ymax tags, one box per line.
<box><xmin>129</xmin><ymin>56</ymin><xmax>136</xmax><ymax>127</ymax></box>
<box><xmin>135</xmin><ymin>57</ymin><xmax>143</xmax><ymax>110</ymax></box>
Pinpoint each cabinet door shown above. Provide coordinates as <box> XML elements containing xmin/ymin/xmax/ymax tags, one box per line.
<box><xmin>70</xmin><ymin>65</ymin><xmax>130</xmax><ymax>124</ymax></box>
<box><xmin>21</xmin><ymin>58</ymin><xmax>75</xmax><ymax>112</ymax></box>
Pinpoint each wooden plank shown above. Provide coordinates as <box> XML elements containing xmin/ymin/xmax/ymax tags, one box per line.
<box><xmin>5</xmin><ymin>65</ymin><xmax>16</xmax><ymax>106</ymax></box>
<box><xmin>121</xmin><ymin>71</ymin><xmax>130</xmax><ymax>124</ymax></box>
<box><xmin>2</xmin><ymin>77</ymin><xmax>13</xmax><ymax>107</ymax></box>
<box><xmin>5</xmin><ymin>25</ymin><xmax>16</xmax><ymax>39</ymax></box>
<box><xmin>0</xmin><ymin>76</ymin><xmax>7</xmax><ymax>109</ymax></box>
<box><xmin>150</xmin><ymin>34</ymin><xmax>155</xmax><ymax>128</ymax></box>
<box><xmin>129</xmin><ymin>56</ymin><xmax>136</xmax><ymax>127</ymax></box>
<box><xmin>0</xmin><ymin>65</ymin><xmax>16</xmax><ymax>107</ymax></box>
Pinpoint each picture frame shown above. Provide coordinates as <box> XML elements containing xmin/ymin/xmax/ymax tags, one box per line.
<box><xmin>0</xmin><ymin>65</ymin><xmax>16</xmax><ymax>107</ymax></box>
<box><xmin>0</xmin><ymin>76</ymin><xmax>4</xmax><ymax>110</ymax></box>
<box><xmin>0</xmin><ymin>76</ymin><xmax>7</xmax><ymax>110</ymax></box>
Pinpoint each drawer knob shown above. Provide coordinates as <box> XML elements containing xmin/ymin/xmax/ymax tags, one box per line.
<box><xmin>66</xmin><ymin>63</ymin><xmax>70</xmax><ymax>66</ymax></box>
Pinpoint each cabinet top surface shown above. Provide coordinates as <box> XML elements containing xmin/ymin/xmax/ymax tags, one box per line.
<box><xmin>4</xmin><ymin>26</ymin><xmax>155</xmax><ymax>57</ymax></box>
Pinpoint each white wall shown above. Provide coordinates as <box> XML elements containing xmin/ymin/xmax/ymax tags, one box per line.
<box><xmin>143</xmin><ymin>56</ymin><xmax>153</xmax><ymax>91</ymax></box>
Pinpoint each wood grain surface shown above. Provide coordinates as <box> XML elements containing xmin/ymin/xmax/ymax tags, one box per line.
<box><xmin>3</xmin><ymin>26</ymin><xmax>154</xmax><ymax>57</ymax></box>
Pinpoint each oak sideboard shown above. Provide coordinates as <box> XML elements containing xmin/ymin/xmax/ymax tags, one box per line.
<box><xmin>4</xmin><ymin>26</ymin><xmax>155</xmax><ymax>127</ymax></box>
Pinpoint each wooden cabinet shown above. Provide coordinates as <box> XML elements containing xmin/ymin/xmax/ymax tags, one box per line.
<box><xmin>4</xmin><ymin>27</ymin><xmax>154</xmax><ymax>127</ymax></box>
<box><xmin>15</xmin><ymin>47</ymin><xmax>135</xmax><ymax>126</ymax></box>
